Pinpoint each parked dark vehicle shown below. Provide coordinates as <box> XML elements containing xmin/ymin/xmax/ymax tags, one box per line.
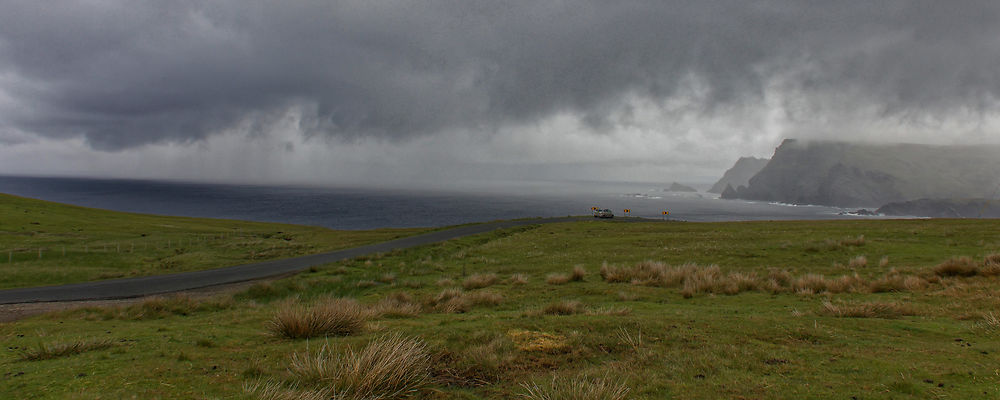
<box><xmin>593</xmin><ymin>208</ymin><xmax>614</xmax><ymax>218</ymax></box>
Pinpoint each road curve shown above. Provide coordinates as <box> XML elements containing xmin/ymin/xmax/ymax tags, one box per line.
<box><xmin>0</xmin><ymin>217</ymin><xmax>587</xmax><ymax>304</ymax></box>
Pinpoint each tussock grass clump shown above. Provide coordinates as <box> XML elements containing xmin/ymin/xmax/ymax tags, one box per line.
<box><xmin>587</xmin><ymin>306</ymin><xmax>632</xmax><ymax>316</ymax></box>
<box><xmin>430</xmin><ymin>335</ymin><xmax>516</xmax><ymax>386</ymax></box>
<box><xmin>933</xmin><ymin>257</ymin><xmax>979</xmax><ymax>277</ymax></box>
<box><xmin>20</xmin><ymin>339</ymin><xmax>114</xmax><ymax>361</ymax></box>
<box><xmin>879</xmin><ymin>256</ymin><xmax>890</xmax><ymax>268</ymax></box>
<box><xmin>826</xmin><ymin>274</ymin><xmax>866</xmax><ymax>293</ymax></box>
<box><xmin>242</xmin><ymin>379</ymin><xmax>328</xmax><ymax>400</ymax></box>
<box><xmin>431</xmin><ymin>288</ymin><xmax>471</xmax><ymax>313</ymax></box>
<box><xmin>287</xmin><ymin>334</ymin><xmax>430</xmax><ymax>400</ymax></box>
<box><xmin>268</xmin><ymin>298</ymin><xmax>366</xmax><ymax>339</ymax></box>
<box><xmin>570</xmin><ymin>265</ymin><xmax>586</xmax><ymax>282</ymax></box>
<box><xmin>792</xmin><ymin>274</ymin><xmax>829</xmax><ymax>294</ymax></box>
<box><xmin>546</xmin><ymin>273</ymin><xmax>571</xmax><ymax>285</ymax></box>
<box><xmin>355</xmin><ymin>280</ymin><xmax>378</xmax><ymax>288</ymax></box>
<box><xmin>520</xmin><ymin>375</ymin><xmax>630</xmax><ymax>400</ymax></box>
<box><xmin>509</xmin><ymin>273</ymin><xmax>529</xmax><ymax>285</ymax></box>
<box><xmin>839</xmin><ymin>235</ymin><xmax>866</xmax><ymax>247</ymax></box>
<box><xmin>462</xmin><ymin>273</ymin><xmax>498</xmax><ymax>290</ymax></box>
<box><xmin>369</xmin><ymin>293</ymin><xmax>422</xmax><ymax>318</ymax></box>
<box><xmin>466</xmin><ymin>291</ymin><xmax>504</xmax><ymax>307</ymax></box>
<box><xmin>821</xmin><ymin>301</ymin><xmax>916</xmax><ymax>319</ymax></box>
<box><xmin>76</xmin><ymin>294</ymin><xmax>234</xmax><ymax>320</ymax></box>
<box><xmin>974</xmin><ymin>312</ymin><xmax>1000</xmax><ymax>334</ymax></box>
<box><xmin>543</xmin><ymin>300</ymin><xmax>584</xmax><ymax>315</ymax></box>
<box><xmin>436</xmin><ymin>278</ymin><xmax>455</xmax><ymax>287</ymax></box>
<box><xmin>848</xmin><ymin>255</ymin><xmax>868</xmax><ymax>268</ymax></box>
<box><xmin>981</xmin><ymin>254</ymin><xmax>1000</xmax><ymax>276</ymax></box>
<box><xmin>428</xmin><ymin>288</ymin><xmax>502</xmax><ymax>313</ymax></box>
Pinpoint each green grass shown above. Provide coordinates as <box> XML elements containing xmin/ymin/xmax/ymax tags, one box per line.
<box><xmin>0</xmin><ymin>193</ymin><xmax>427</xmax><ymax>288</ymax></box>
<box><xmin>2</xmin><ymin>199</ymin><xmax>1000</xmax><ymax>398</ymax></box>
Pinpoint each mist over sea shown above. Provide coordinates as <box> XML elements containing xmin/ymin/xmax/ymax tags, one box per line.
<box><xmin>0</xmin><ymin>175</ymin><xmax>860</xmax><ymax>230</ymax></box>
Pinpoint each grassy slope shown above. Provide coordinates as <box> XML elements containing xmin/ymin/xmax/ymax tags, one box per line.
<box><xmin>1</xmin><ymin>217</ymin><xmax>999</xmax><ymax>399</ymax></box>
<box><xmin>0</xmin><ymin>194</ymin><xmax>426</xmax><ymax>289</ymax></box>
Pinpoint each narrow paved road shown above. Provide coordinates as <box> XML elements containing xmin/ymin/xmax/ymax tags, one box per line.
<box><xmin>0</xmin><ymin>217</ymin><xmax>586</xmax><ymax>304</ymax></box>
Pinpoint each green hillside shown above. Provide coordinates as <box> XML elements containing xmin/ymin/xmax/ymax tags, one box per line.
<box><xmin>2</xmin><ymin>209</ymin><xmax>999</xmax><ymax>399</ymax></box>
<box><xmin>0</xmin><ymin>193</ymin><xmax>426</xmax><ymax>289</ymax></box>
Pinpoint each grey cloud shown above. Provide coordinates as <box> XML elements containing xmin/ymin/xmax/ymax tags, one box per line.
<box><xmin>1</xmin><ymin>1</ymin><xmax>999</xmax><ymax>150</ymax></box>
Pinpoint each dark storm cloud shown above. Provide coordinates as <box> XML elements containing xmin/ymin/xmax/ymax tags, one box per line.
<box><xmin>1</xmin><ymin>1</ymin><xmax>999</xmax><ymax>150</ymax></box>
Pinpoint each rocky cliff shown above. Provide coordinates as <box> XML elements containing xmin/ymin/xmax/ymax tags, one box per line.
<box><xmin>708</xmin><ymin>157</ymin><xmax>769</xmax><ymax>194</ymax></box>
<box><xmin>731</xmin><ymin>139</ymin><xmax>1000</xmax><ymax>207</ymax></box>
<box><xmin>877</xmin><ymin>199</ymin><xmax>1000</xmax><ymax>218</ymax></box>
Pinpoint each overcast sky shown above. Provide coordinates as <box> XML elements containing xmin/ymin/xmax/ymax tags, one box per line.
<box><xmin>2</xmin><ymin>1</ymin><xmax>999</xmax><ymax>189</ymax></box>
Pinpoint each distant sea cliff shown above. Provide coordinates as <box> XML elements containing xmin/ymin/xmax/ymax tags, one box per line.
<box><xmin>721</xmin><ymin>139</ymin><xmax>1000</xmax><ymax>208</ymax></box>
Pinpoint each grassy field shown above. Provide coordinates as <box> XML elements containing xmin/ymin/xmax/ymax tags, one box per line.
<box><xmin>2</xmin><ymin>199</ymin><xmax>1000</xmax><ymax>399</ymax></box>
<box><xmin>0</xmin><ymin>194</ymin><xmax>427</xmax><ymax>289</ymax></box>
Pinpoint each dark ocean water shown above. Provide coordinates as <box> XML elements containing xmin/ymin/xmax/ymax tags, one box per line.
<box><xmin>0</xmin><ymin>175</ymin><xmax>858</xmax><ymax>230</ymax></box>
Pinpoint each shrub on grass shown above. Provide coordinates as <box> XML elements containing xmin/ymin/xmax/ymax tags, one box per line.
<box><xmin>543</xmin><ymin>300</ymin><xmax>584</xmax><ymax>315</ymax></box>
<box><xmin>20</xmin><ymin>339</ymin><xmax>114</xmax><ymax>361</ymax></box>
<box><xmin>520</xmin><ymin>375</ymin><xmax>630</xmax><ymax>400</ymax></box>
<box><xmin>545</xmin><ymin>273</ymin><xmax>571</xmax><ymax>285</ymax></box>
<box><xmin>879</xmin><ymin>256</ymin><xmax>890</xmax><ymax>268</ymax></box>
<box><xmin>268</xmin><ymin>298</ymin><xmax>366</xmax><ymax>339</ymax></box>
<box><xmin>848</xmin><ymin>255</ymin><xmax>868</xmax><ymax>268</ymax></box>
<box><xmin>570</xmin><ymin>265</ymin><xmax>586</xmax><ymax>282</ymax></box>
<box><xmin>462</xmin><ymin>273</ymin><xmax>498</xmax><ymax>290</ymax></box>
<box><xmin>933</xmin><ymin>256</ymin><xmax>979</xmax><ymax>277</ymax></box>
<box><xmin>821</xmin><ymin>301</ymin><xmax>916</xmax><ymax>319</ymax></box>
<box><xmin>287</xmin><ymin>334</ymin><xmax>430</xmax><ymax>400</ymax></box>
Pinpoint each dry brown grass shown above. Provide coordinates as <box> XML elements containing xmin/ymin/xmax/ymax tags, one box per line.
<box><xmin>431</xmin><ymin>288</ymin><xmax>471</xmax><ymax>313</ymax></box>
<box><xmin>840</xmin><ymin>235</ymin><xmax>866</xmax><ymax>247</ymax></box>
<box><xmin>826</xmin><ymin>274</ymin><xmax>866</xmax><ymax>293</ymax></box>
<box><xmin>268</xmin><ymin>298</ymin><xmax>366</xmax><ymax>339</ymax></box>
<box><xmin>933</xmin><ymin>256</ymin><xmax>980</xmax><ymax>277</ymax></box>
<box><xmin>981</xmin><ymin>254</ymin><xmax>1000</xmax><ymax>276</ymax></box>
<box><xmin>466</xmin><ymin>291</ymin><xmax>504</xmax><ymax>307</ymax></box>
<box><xmin>19</xmin><ymin>339</ymin><xmax>114</xmax><ymax>361</ymax></box>
<box><xmin>462</xmin><ymin>273</ymin><xmax>498</xmax><ymax>290</ymax></box>
<box><xmin>821</xmin><ymin>301</ymin><xmax>916</xmax><ymax>319</ymax></box>
<box><xmin>848</xmin><ymin>255</ymin><xmax>868</xmax><ymax>268</ymax></box>
<box><xmin>879</xmin><ymin>256</ymin><xmax>890</xmax><ymax>268</ymax></box>
<box><xmin>974</xmin><ymin>312</ymin><xmax>1000</xmax><ymax>334</ymax></box>
<box><xmin>792</xmin><ymin>274</ymin><xmax>829</xmax><ymax>294</ymax></box>
<box><xmin>436</xmin><ymin>278</ymin><xmax>455</xmax><ymax>287</ymax></box>
<box><xmin>520</xmin><ymin>375</ymin><xmax>630</xmax><ymax>400</ymax></box>
<box><xmin>242</xmin><ymin>379</ymin><xmax>328</xmax><ymax>400</ymax></box>
<box><xmin>570</xmin><ymin>265</ymin><xmax>586</xmax><ymax>282</ymax></box>
<box><xmin>545</xmin><ymin>273</ymin><xmax>571</xmax><ymax>285</ymax></box>
<box><xmin>369</xmin><ymin>293</ymin><xmax>422</xmax><ymax>319</ymax></box>
<box><xmin>428</xmin><ymin>288</ymin><xmax>502</xmax><ymax>313</ymax></box>
<box><xmin>543</xmin><ymin>300</ymin><xmax>585</xmax><ymax>315</ymax></box>
<box><xmin>288</xmin><ymin>334</ymin><xmax>430</xmax><ymax>399</ymax></box>
<box><xmin>509</xmin><ymin>273</ymin><xmax>529</xmax><ymax>285</ymax></box>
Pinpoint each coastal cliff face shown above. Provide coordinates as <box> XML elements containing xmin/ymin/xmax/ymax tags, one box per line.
<box><xmin>732</xmin><ymin>139</ymin><xmax>1000</xmax><ymax>207</ymax></box>
<box><xmin>708</xmin><ymin>157</ymin><xmax>769</xmax><ymax>194</ymax></box>
<box><xmin>877</xmin><ymin>199</ymin><xmax>1000</xmax><ymax>218</ymax></box>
